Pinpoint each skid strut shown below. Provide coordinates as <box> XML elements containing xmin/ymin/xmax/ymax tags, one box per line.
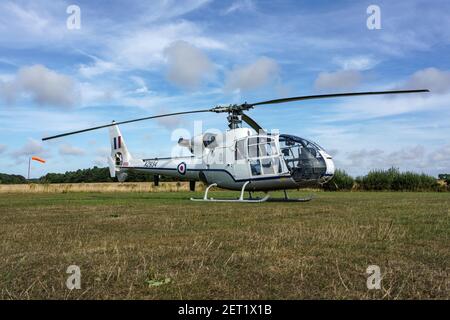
<box><xmin>190</xmin><ymin>181</ymin><xmax>270</xmax><ymax>203</ymax></box>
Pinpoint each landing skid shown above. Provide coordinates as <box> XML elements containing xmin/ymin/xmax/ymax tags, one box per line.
<box><xmin>190</xmin><ymin>195</ymin><xmax>271</xmax><ymax>203</ymax></box>
<box><xmin>266</xmin><ymin>189</ymin><xmax>314</xmax><ymax>202</ymax></box>
<box><xmin>190</xmin><ymin>182</ymin><xmax>313</xmax><ymax>203</ymax></box>
<box><xmin>266</xmin><ymin>197</ymin><xmax>313</xmax><ymax>202</ymax></box>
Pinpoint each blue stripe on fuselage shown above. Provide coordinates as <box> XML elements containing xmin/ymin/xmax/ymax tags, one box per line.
<box><xmin>120</xmin><ymin>166</ymin><xmax>292</xmax><ymax>182</ymax></box>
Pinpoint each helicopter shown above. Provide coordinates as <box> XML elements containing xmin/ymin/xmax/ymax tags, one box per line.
<box><xmin>42</xmin><ymin>89</ymin><xmax>429</xmax><ymax>202</ymax></box>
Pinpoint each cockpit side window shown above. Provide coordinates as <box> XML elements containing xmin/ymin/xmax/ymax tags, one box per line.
<box><xmin>235</xmin><ymin>139</ymin><xmax>246</xmax><ymax>160</ymax></box>
<box><xmin>248</xmin><ymin>136</ymin><xmax>278</xmax><ymax>158</ymax></box>
<box><xmin>250</xmin><ymin>159</ymin><xmax>261</xmax><ymax>175</ymax></box>
<box><xmin>247</xmin><ymin>137</ymin><xmax>257</xmax><ymax>158</ymax></box>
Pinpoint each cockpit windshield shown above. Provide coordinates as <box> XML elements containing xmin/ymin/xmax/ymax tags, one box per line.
<box><xmin>279</xmin><ymin>134</ymin><xmax>327</xmax><ymax>181</ymax></box>
<box><xmin>280</xmin><ymin>134</ymin><xmax>325</xmax><ymax>151</ymax></box>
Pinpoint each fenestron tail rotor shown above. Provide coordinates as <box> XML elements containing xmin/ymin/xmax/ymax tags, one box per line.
<box><xmin>42</xmin><ymin>89</ymin><xmax>429</xmax><ymax>141</ymax></box>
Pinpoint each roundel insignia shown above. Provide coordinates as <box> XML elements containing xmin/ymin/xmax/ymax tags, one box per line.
<box><xmin>177</xmin><ymin>162</ymin><xmax>187</xmax><ymax>175</ymax></box>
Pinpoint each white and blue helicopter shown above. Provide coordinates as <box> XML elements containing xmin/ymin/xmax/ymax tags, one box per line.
<box><xmin>43</xmin><ymin>89</ymin><xmax>428</xmax><ymax>202</ymax></box>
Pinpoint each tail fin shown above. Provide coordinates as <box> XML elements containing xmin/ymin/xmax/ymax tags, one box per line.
<box><xmin>108</xmin><ymin>122</ymin><xmax>132</xmax><ymax>181</ymax></box>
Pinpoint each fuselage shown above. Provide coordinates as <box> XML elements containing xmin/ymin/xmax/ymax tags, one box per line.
<box><xmin>118</xmin><ymin>128</ymin><xmax>335</xmax><ymax>191</ymax></box>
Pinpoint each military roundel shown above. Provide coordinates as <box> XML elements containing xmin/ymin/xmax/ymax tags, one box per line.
<box><xmin>177</xmin><ymin>162</ymin><xmax>187</xmax><ymax>175</ymax></box>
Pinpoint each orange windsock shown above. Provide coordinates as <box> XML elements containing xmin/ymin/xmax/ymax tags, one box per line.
<box><xmin>31</xmin><ymin>156</ymin><xmax>46</xmax><ymax>163</ymax></box>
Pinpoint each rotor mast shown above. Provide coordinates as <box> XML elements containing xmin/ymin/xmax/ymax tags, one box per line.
<box><xmin>227</xmin><ymin>111</ymin><xmax>242</xmax><ymax>129</ymax></box>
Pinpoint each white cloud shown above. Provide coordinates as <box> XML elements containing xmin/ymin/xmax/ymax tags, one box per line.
<box><xmin>429</xmin><ymin>144</ymin><xmax>450</xmax><ymax>163</ymax></box>
<box><xmin>316</xmin><ymin>91</ymin><xmax>447</xmax><ymax>124</ymax></box>
<box><xmin>223</xmin><ymin>0</ymin><xmax>255</xmax><ymax>15</ymax></box>
<box><xmin>333</xmin><ymin>56</ymin><xmax>378</xmax><ymax>71</ymax></box>
<box><xmin>348</xmin><ymin>148</ymin><xmax>384</xmax><ymax>160</ymax></box>
<box><xmin>93</xmin><ymin>156</ymin><xmax>107</xmax><ymax>167</ymax></box>
<box><xmin>11</xmin><ymin>138</ymin><xmax>47</xmax><ymax>158</ymax></box>
<box><xmin>346</xmin><ymin>149</ymin><xmax>384</xmax><ymax>168</ymax></box>
<box><xmin>314</xmin><ymin>70</ymin><xmax>361</xmax><ymax>91</ymax></box>
<box><xmin>388</xmin><ymin>145</ymin><xmax>426</xmax><ymax>162</ymax></box>
<box><xmin>18</xmin><ymin>65</ymin><xmax>78</xmax><ymax>107</ymax></box>
<box><xmin>130</xmin><ymin>76</ymin><xmax>150</xmax><ymax>94</ymax></box>
<box><xmin>225</xmin><ymin>57</ymin><xmax>279</xmax><ymax>92</ymax></box>
<box><xmin>58</xmin><ymin>143</ymin><xmax>85</xmax><ymax>156</ymax></box>
<box><xmin>312</xmin><ymin>67</ymin><xmax>450</xmax><ymax>123</ymax></box>
<box><xmin>139</xmin><ymin>0</ymin><xmax>212</xmax><ymax>22</ymax></box>
<box><xmin>0</xmin><ymin>0</ymin><xmax>214</xmax><ymax>52</ymax></box>
<box><xmin>78</xmin><ymin>59</ymin><xmax>118</xmax><ymax>78</ymax></box>
<box><xmin>156</xmin><ymin>116</ymin><xmax>184</xmax><ymax>130</ymax></box>
<box><xmin>405</xmin><ymin>67</ymin><xmax>450</xmax><ymax>94</ymax></box>
<box><xmin>0</xmin><ymin>2</ymin><xmax>50</xmax><ymax>38</ymax></box>
<box><xmin>0</xmin><ymin>79</ymin><xmax>18</xmax><ymax>104</ymax></box>
<box><xmin>341</xmin><ymin>145</ymin><xmax>449</xmax><ymax>175</ymax></box>
<box><xmin>110</xmin><ymin>21</ymin><xmax>226</xmax><ymax>69</ymax></box>
<box><xmin>0</xmin><ymin>1</ymin><xmax>77</xmax><ymax>48</ymax></box>
<box><xmin>164</xmin><ymin>40</ymin><xmax>214</xmax><ymax>89</ymax></box>
<box><xmin>0</xmin><ymin>144</ymin><xmax>7</xmax><ymax>154</ymax></box>
<box><xmin>79</xmin><ymin>82</ymin><xmax>116</xmax><ymax>105</ymax></box>
<box><xmin>0</xmin><ymin>65</ymin><xmax>79</xmax><ymax>107</ymax></box>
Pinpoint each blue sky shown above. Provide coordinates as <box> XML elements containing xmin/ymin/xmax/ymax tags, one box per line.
<box><xmin>0</xmin><ymin>0</ymin><xmax>449</xmax><ymax>178</ymax></box>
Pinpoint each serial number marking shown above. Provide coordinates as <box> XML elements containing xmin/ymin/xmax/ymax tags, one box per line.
<box><xmin>143</xmin><ymin>160</ymin><xmax>158</xmax><ymax>168</ymax></box>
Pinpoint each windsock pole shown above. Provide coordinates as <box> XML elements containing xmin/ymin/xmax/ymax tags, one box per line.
<box><xmin>28</xmin><ymin>157</ymin><xmax>31</xmax><ymax>180</ymax></box>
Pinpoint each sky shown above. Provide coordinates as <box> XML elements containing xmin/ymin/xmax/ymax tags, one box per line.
<box><xmin>0</xmin><ymin>0</ymin><xmax>449</xmax><ymax>178</ymax></box>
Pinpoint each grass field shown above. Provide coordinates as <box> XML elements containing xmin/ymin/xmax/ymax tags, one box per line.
<box><xmin>0</xmin><ymin>191</ymin><xmax>448</xmax><ymax>299</ymax></box>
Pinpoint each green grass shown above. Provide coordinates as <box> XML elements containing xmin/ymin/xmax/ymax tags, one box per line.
<box><xmin>0</xmin><ymin>191</ymin><xmax>449</xmax><ymax>299</ymax></box>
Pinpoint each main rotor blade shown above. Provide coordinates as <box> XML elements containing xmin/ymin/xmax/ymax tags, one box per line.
<box><xmin>241</xmin><ymin>113</ymin><xmax>265</xmax><ymax>133</ymax></box>
<box><xmin>248</xmin><ymin>89</ymin><xmax>429</xmax><ymax>107</ymax></box>
<box><xmin>42</xmin><ymin>109</ymin><xmax>211</xmax><ymax>141</ymax></box>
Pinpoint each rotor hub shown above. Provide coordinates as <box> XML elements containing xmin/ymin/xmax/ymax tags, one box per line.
<box><xmin>210</xmin><ymin>102</ymin><xmax>253</xmax><ymax>114</ymax></box>
<box><xmin>209</xmin><ymin>103</ymin><xmax>254</xmax><ymax>129</ymax></box>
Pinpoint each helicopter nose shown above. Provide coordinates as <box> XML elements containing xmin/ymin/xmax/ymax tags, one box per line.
<box><xmin>322</xmin><ymin>155</ymin><xmax>335</xmax><ymax>183</ymax></box>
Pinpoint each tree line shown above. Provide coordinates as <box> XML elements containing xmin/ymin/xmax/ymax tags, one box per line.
<box><xmin>0</xmin><ymin>167</ymin><xmax>163</xmax><ymax>184</ymax></box>
<box><xmin>0</xmin><ymin>173</ymin><xmax>28</xmax><ymax>184</ymax></box>
<box><xmin>0</xmin><ymin>166</ymin><xmax>449</xmax><ymax>191</ymax></box>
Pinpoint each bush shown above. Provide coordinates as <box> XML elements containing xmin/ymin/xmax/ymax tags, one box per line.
<box><xmin>392</xmin><ymin>172</ymin><xmax>438</xmax><ymax>191</ymax></box>
<box><xmin>359</xmin><ymin>167</ymin><xmax>398</xmax><ymax>191</ymax></box>
<box><xmin>359</xmin><ymin>167</ymin><xmax>440</xmax><ymax>191</ymax></box>
<box><xmin>323</xmin><ymin>169</ymin><xmax>354</xmax><ymax>191</ymax></box>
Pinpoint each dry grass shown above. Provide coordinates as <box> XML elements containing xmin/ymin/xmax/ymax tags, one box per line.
<box><xmin>0</xmin><ymin>182</ymin><xmax>206</xmax><ymax>193</ymax></box>
<box><xmin>0</xmin><ymin>191</ymin><xmax>448</xmax><ymax>299</ymax></box>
